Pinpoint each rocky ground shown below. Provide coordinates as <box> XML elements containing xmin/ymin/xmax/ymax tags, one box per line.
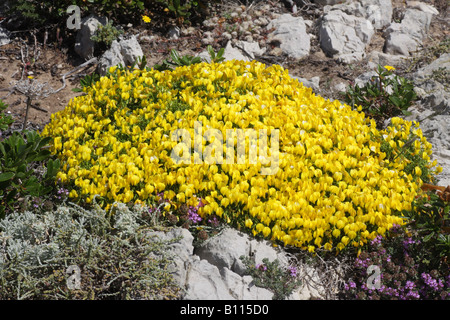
<box><xmin>0</xmin><ymin>0</ymin><xmax>449</xmax><ymax>300</ymax></box>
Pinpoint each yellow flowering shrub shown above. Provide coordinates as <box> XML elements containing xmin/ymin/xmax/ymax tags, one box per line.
<box><xmin>41</xmin><ymin>60</ymin><xmax>442</xmax><ymax>253</ymax></box>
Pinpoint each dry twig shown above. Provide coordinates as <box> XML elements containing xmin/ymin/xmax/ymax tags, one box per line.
<box><xmin>53</xmin><ymin>57</ymin><xmax>98</xmax><ymax>94</ymax></box>
<box><xmin>14</xmin><ymin>78</ymin><xmax>54</xmax><ymax>132</ymax></box>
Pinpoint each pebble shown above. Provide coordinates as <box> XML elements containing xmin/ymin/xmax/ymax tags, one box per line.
<box><xmin>244</xmin><ymin>35</ymin><xmax>254</xmax><ymax>42</ymax></box>
<box><xmin>203</xmin><ymin>19</ymin><xmax>215</xmax><ymax>28</ymax></box>
<box><xmin>255</xmin><ymin>17</ymin><xmax>269</xmax><ymax>26</ymax></box>
<box><xmin>254</xmin><ymin>10</ymin><xmax>263</xmax><ymax>18</ymax></box>
<box><xmin>202</xmin><ymin>37</ymin><xmax>214</xmax><ymax>45</ymax></box>
<box><xmin>223</xmin><ymin>32</ymin><xmax>232</xmax><ymax>40</ymax></box>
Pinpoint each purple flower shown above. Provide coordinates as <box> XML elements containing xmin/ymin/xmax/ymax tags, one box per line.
<box><xmin>208</xmin><ymin>216</ymin><xmax>220</xmax><ymax>227</ymax></box>
<box><xmin>355</xmin><ymin>257</ymin><xmax>370</xmax><ymax>269</ymax></box>
<box><xmin>187</xmin><ymin>206</ymin><xmax>202</xmax><ymax>223</ymax></box>
<box><xmin>256</xmin><ymin>264</ymin><xmax>267</xmax><ymax>272</ymax></box>
<box><xmin>421</xmin><ymin>273</ymin><xmax>444</xmax><ymax>292</ymax></box>
<box><xmin>406</xmin><ymin>290</ymin><xmax>420</xmax><ymax>299</ymax></box>
<box><xmin>288</xmin><ymin>265</ymin><xmax>298</xmax><ymax>277</ymax></box>
<box><xmin>370</xmin><ymin>235</ymin><xmax>383</xmax><ymax>246</ymax></box>
<box><xmin>344</xmin><ymin>281</ymin><xmax>356</xmax><ymax>291</ymax></box>
<box><xmin>405</xmin><ymin>281</ymin><xmax>415</xmax><ymax>290</ymax></box>
<box><xmin>197</xmin><ymin>198</ymin><xmax>205</xmax><ymax>207</ymax></box>
<box><xmin>403</xmin><ymin>237</ymin><xmax>417</xmax><ymax>250</ymax></box>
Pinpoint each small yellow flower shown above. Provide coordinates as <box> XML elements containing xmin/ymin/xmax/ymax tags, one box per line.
<box><xmin>142</xmin><ymin>15</ymin><xmax>151</xmax><ymax>23</ymax></box>
<box><xmin>384</xmin><ymin>65</ymin><xmax>396</xmax><ymax>71</ymax></box>
<box><xmin>414</xmin><ymin>166</ymin><xmax>422</xmax><ymax>176</ymax></box>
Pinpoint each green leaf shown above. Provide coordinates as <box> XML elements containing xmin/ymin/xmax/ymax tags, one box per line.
<box><xmin>423</xmin><ymin>232</ymin><xmax>435</xmax><ymax>242</ymax></box>
<box><xmin>5</xmin><ymin>188</ymin><xmax>17</xmax><ymax>203</ymax></box>
<box><xmin>138</xmin><ymin>55</ymin><xmax>147</xmax><ymax>70</ymax></box>
<box><xmin>388</xmin><ymin>95</ymin><xmax>401</xmax><ymax>107</ymax></box>
<box><xmin>45</xmin><ymin>159</ymin><xmax>60</xmax><ymax>180</ymax></box>
<box><xmin>207</xmin><ymin>45</ymin><xmax>215</xmax><ymax>57</ymax></box>
<box><xmin>367</xmin><ymin>88</ymin><xmax>377</xmax><ymax>96</ymax></box>
<box><xmin>0</xmin><ymin>143</ymin><xmax>6</xmax><ymax>158</ymax></box>
<box><xmin>46</xmin><ymin>159</ymin><xmax>54</xmax><ymax>179</ymax></box>
<box><xmin>401</xmin><ymin>109</ymin><xmax>412</xmax><ymax>116</ymax></box>
<box><xmin>29</xmin><ymin>150</ymin><xmax>51</xmax><ymax>162</ymax></box>
<box><xmin>170</xmin><ymin>49</ymin><xmax>181</xmax><ymax>65</ymax></box>
<box><xmin>36</xmin><ymin>137</ymin><xmax>52</xmax><ymax>151</ymax></box>
<box><xmin>0</xmin><ymin>172</ymin><xmax>14</xmax><ymax>182</ymax></box>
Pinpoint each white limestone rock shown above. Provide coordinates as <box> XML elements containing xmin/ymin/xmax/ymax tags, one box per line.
<box><xmin>324</xmin><ymin>0</ymin><xmax>393</xmax><ymax>29</ymax></box>
<box><xmin>97</xmin><ymin>36</ymin><xmax>143</xmax><ymax>76</ymax></box>
<box><xmin>400</xmin><ymin>54</ymin><xmax>450</xmax><ymax>186</ymax></box>
<box><xmin>235</xmin><ymin>40</ymin><xmax>266</xmax><ymax>59</ymax></box>
<box><xmin>0</xmin><ymin>26</ymin><xmax>11</xmax><ymax>46</ymax></box>
<box><xmin>195</xmin><ymin>227</ymin><xmax>289</xmax><ymax>276</ymax></box>
<box><xmin>291</xmin><ymin>75</ymin><xmax>321</xmax><ymax>92</ymax></box>
<box><xmin>319</xmin><ymin>10</ymin><xmax>374</xmax><ymax>63</ymax></box>
<box><xmin>384</xmin><ymin>8</ymin><xmax>435</xmax><ymax>56</ymax></box>
<box><xmin>223</xmin><ymin>41</ymin><xmax>251</xmax><ymax>62</ymax></box>
<box><xmin>267</xmin><ymin>14</ymin><xmax>310</xmax><ymax>59</ymax></box>
<box><xmin>97</xmin><ymin>40</ymin><xmax>125</xmax><ymax>75</ymax></box>
<box><xmin>366</xmin><ymin>51</ymin><xmax>410</xmax><ymax>69</ymax></box>
<box><xmin>406</xmin><ymin>1</ymin><xmax>439</xmax><ymax>15</ymax></box>
<box><xmin>119</xmin><ymin>35</ymin><xmax>144</xmax><ymax>66</ymax></box>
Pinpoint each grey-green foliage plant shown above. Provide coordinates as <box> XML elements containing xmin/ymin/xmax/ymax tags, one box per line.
<box><xmin>0</xmin><ymin>201</ymin><xmax>182</xmax><ymax>300</ymax></box>
<box><xmin>240</xmin><ymin>256</ymin><xmax>302</xmax><ymax>300</ymax></box>
<box><xmin>91</xmin><ymin>21</ymin><xmax>124</xmax><ymax>48</ymax></box>
<box><xmin>0</xmin><ymin>131</ymin><xmax>60</xmax><ymax>219</ymax></box>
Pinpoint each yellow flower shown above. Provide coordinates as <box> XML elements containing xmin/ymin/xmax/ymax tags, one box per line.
<box><xmin>414</xmin><ymin>166</ymin><xmax>422</xmax><ymax>176</ymax></box>
<box><xmin>262</xmin><ymin>226</ymin><xmax>271</xmax><ymax>238</ymax></box>
<box><xmin>69</xmin><ymin>189</ymin><xmax>78</xmax><ymax>198</ymax></box>
<box><xmin>42</xmin><ymin>59</ymin><xmax>439</xmax><ymax>255</ymax></box>
<box><xmin>142</xmin><ymin>15</ymin><xmax>151</xmax><ymax>23</ymax></box>
<box><xmin>384</xmin><ymin>65</ymin><xmax>396</xmax><ymax>72</ymax></box>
